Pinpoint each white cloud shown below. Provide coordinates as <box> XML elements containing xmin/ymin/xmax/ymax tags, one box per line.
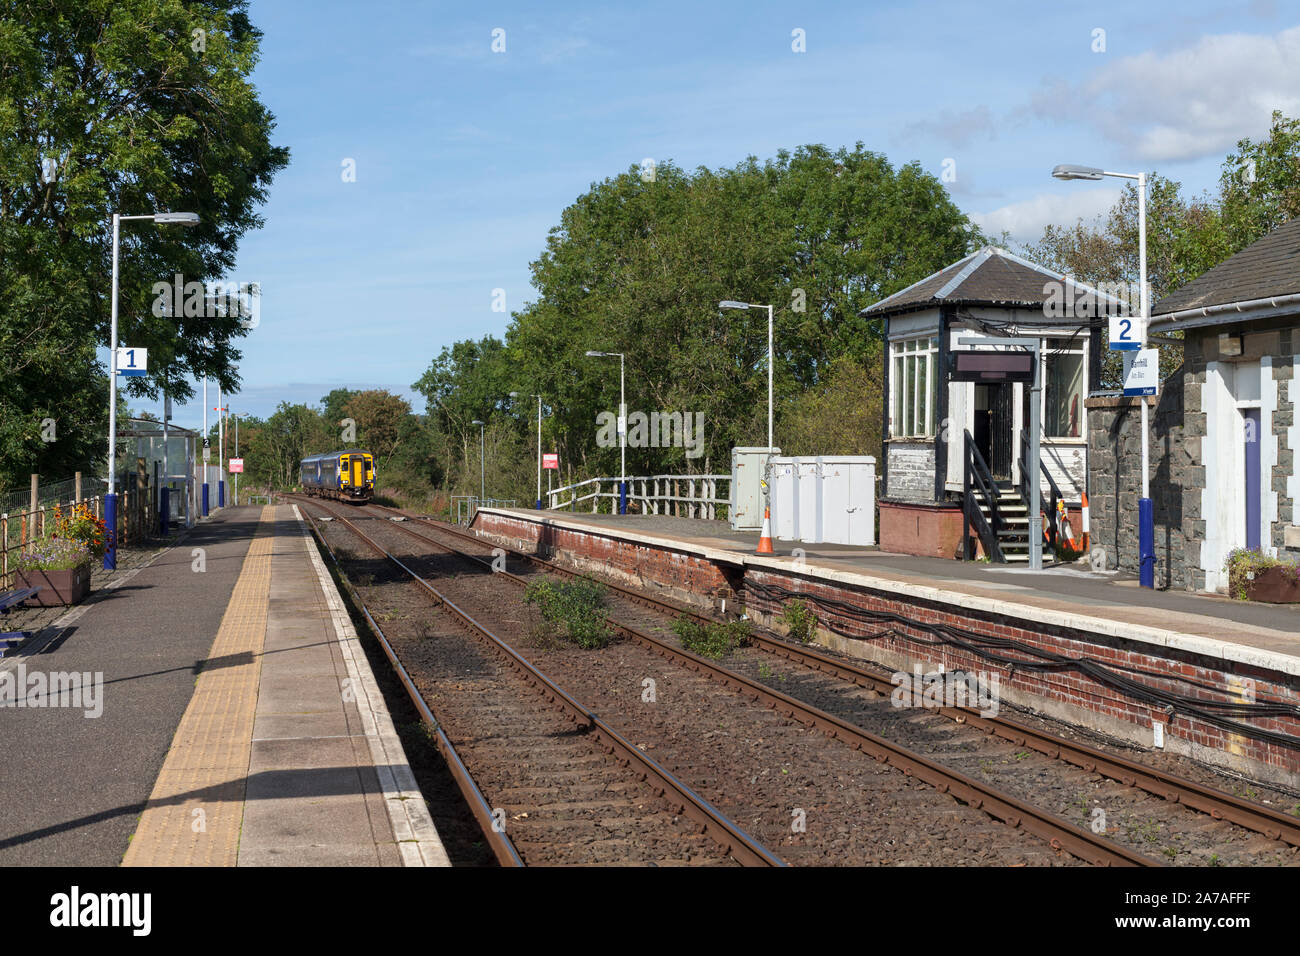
<box><xmin>969</xmin><ymin>188</ymin><xmax>1122</xmax><ymax>243</ymax></box>
<box><xmin>900</xmin><ymin>105</ymin><xmax>997</xmax><ymax>148</ymax></box>
<box><xmin>1029</xmin><ymin>26</ymin><xmax>1300</xmax><ymax>162</ymax></box>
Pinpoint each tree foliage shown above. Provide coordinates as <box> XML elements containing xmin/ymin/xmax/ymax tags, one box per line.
<box><xmin>0</xmin><ymin>0</ymin><xmax>288</xmax><ymax>497</ymax></box>
<box><xmin>415</xmin><ymin>144</ymin><xmax>978</xmax><ymax>492</ymax></box>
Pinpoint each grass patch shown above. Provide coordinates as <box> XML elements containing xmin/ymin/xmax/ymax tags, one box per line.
<box><xmin>671</xmin><ymin>614</ymin><xmax>752</xmax><ymax>659</ymax></box>
<box><xmin>781</xmin><ymin>599</ymin><xmax>817</xmax><ymax>644</ymax></box>
<box><xmin>525</xmin><ymin>578</ymin><xmax>613</xmax><ymax>649</ymax></box>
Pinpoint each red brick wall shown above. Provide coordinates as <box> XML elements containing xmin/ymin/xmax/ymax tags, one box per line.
<box><xmin>878</xmin><ymin>501</ymin><xmax>967</xmax><ymax>558</ymax></box>
<box><xmin>474</xmin><ymin>511</ymin><xmax>1300</xmax><ymax>780</ymax></box>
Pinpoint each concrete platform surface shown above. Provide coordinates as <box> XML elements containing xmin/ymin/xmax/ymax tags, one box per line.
<box><xmin>0</xmin><ymin>504</ymin><xmax>446</xmax><ymax>867</ymax></box>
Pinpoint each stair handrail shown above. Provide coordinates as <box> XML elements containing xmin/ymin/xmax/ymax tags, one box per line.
<box><xmin>963</xmin><ymin>430</ymin><xmax>1005</xmax><ymax>562</ymax></box>
<box><xmin>1018</xmin><ymin>429</ymin><xmax>1065</xmax><ymax>552</ymax></box>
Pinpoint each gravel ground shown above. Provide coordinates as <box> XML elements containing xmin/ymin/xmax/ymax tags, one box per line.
<box><xmin>350</xmin><ymin>509</ymin><xmax>1080</xmax><ymax>866</ymax></box>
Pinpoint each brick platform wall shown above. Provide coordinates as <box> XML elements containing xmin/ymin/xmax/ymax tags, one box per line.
<box><xmin>473</xmin><ymin>510</ymin><xmax>1300</xmax><ymax>785</ymax></box>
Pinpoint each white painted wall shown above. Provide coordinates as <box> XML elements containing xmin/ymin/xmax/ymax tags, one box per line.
<box><xmin>1262</xmin><ymin>356</ymin><xmax>1278</xmax><ymax>555</ymax></box>
<box><xmin>886</xmin><ymin>442</ymin><xmax>936</xmax><ymax>500</ymax></box>
<box><xmin>1201</xmin><ymin>362</ymin><xmax>1245</xmax><ymax>592</ymax></box>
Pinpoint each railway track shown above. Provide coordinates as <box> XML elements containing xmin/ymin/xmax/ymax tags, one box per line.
<box><xmin>301</xmin><ymin>496</ymin><xmax>1162</xmax><ymax>866</ymax></box>
<box><xmin>365</xmin><ymin>501</ymin><xmax>1300</xmax><ymax>864</ymax></box>
<box><xmin>294</xmin><ymin>498</ymin><xmax>782</xmax><ymax>867</ymax></box>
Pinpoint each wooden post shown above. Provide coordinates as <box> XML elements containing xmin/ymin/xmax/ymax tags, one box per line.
<box><xmin>75</xmin><ymin>471</ymin><xmax>82</xmax><ymax>504</ymax></box>
<box><xmin>28</xmin><ymin>473</ymin><xmax>37</xmax><ymax>541</ymax></box>
<box><xmin>38</xmin><ymin>505</ymin><xmax>45</xmax><ymax>538</ymax></box>
<box><xmin>1</xmin><ymin>513</ymin><xmax>7</xmax><ymax>588</ymax></box>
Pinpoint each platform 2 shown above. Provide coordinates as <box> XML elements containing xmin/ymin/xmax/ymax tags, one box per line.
<box><xmin>0</xmin><ymin>505</ymin><xmax>446</xmax><ymax>867</ymax></box>
<box><xmin>472</xmin><ymin>508</ymin><xmax>1300</xmax><ymax>787</ymax></box>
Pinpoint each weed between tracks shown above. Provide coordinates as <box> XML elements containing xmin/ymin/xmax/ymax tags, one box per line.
<box><xmin>672</xmin><ymin>615</ymin><xmax>753</xmax><ymax>659</ymax></box>
<box><xmin>525</xmin><ymin>579</ymin><xmax>613</xmax><ymax>649</ymax></box>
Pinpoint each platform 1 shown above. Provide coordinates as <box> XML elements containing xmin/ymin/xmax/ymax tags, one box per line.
<box><xmin>0</xmin><ymin>504</ymin><xmax>446</xmax><ymax>867</ymax></box>
<box><xmin>472</xmin><ymin>507</ymin><xmax>1300</xmax><ymax>787</ymax></box>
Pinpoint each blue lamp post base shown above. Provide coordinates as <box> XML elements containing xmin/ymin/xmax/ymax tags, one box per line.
<box><xmin>103</xmin><ymin>493</ymin><xmax>118</xmax><ymax>570</ymax></box>
<box><xmin>218</xmin><ymin>480</ymin><xmax>225</xmax><ymax>508</ymax></box>
<box><xmin>202</xmin><ymin>482</ymin><xmax>210</xmax><ymax>517</ymax></box>
<box><xmin>1139</xmin><ymin>497</ymin><xmax>1155</xmax><ymax>588</ymax></box>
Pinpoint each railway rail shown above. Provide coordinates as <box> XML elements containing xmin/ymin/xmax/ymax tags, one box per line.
<box><xmin>294</xmin><ymin>498</ymin><xmax>783</xmax><ymax>867</ymax></box>
<box><xmin>370</xmin><ymin>503</ymin><xmax>1300</xmax><ymax>855</ymax></box>
<box><xmin>303</xmin><ymin>497</ymin><xmax>1160</xmax><ymax>866</ymax></box>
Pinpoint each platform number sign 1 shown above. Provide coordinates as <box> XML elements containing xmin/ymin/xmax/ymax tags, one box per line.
<box><xmin>1108</xmin><ymin>314</ymin><xmax>1142</xmax><ymax>352</ymax></box>
<box><xmin>116</xmin><ymin>346</ymin><xmax>148</xmax><ymax>376</ymax></box>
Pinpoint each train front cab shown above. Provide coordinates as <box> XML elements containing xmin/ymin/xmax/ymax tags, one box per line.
<box><xmin>339</xmin><ymin>452</ymin><xmax>374</xmax><ymax>500</ymax></box>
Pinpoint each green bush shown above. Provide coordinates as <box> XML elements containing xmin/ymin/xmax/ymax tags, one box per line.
<box><xmin>671</xmin><ymin>614</ymin><xmax>752</xmax><ymax>659</ymax></box>
<box><xmin>525</xmin><ymin>578</ymin><xmax>612</xmax><ymax>649</ymax></box>
<box><xmin>781</xmin><ymin>599</ymin><xmax>817</xmax><ymax>644</ymax></box>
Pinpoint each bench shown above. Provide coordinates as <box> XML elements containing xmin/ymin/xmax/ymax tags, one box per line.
<box><xmin>0</xmin><ymin>587</ymin><xmax>42</xmax><ymax>656</ymax></box>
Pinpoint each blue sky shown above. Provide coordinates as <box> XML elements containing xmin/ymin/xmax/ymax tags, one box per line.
<box><xmin>136</xmin><ymin>0</ymin><xmax>1300</xmax><ymax>433</ymax></box>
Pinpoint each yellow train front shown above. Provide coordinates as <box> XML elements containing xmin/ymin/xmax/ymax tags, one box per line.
<box><xmin>300</xmin><ymin>449</ymin><xmax>375</xmax><ymax>502</ymax></box>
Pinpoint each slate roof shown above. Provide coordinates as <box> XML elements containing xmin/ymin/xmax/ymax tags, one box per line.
<box><xmin>859</xmin><ymin>246</ymin><xmax>1127</xmax><ymax>317</ymax></box>
<box><xmin>1151</xmin><ymin>217</ymin><xmax>1300</xmax><ymax>318</ymax></box>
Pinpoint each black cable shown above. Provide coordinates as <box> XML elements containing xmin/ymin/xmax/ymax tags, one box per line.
<box><xmin>744</xmin><ymin>577</ymin><xmax>1300</xmax><ymax>751</ymax></box>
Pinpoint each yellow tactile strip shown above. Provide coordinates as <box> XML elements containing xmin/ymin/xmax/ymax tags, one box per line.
<box><xmin>122</xmin><ymin>507</ymin><xmax>275</xmax><ymax>867</ymax></box>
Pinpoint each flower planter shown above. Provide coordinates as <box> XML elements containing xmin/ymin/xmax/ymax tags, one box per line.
<box><xmin>16</xmin><ymin>563</ymin><xmax>92</xmax><ymax>606</ymax></box>
<box><xmin>1231</xmin><ymin>565</ymin><xmax>1300</xmax><ymax>604</ymax></box>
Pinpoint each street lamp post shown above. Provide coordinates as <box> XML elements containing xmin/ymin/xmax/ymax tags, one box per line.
<box><xmin>202</xmin><ymin>373</ymin><xmax>209</xmax><ymax>517</ymax></box>
<box><xmin>472</xmin><ymin>419</ymin><xmax>486</xmax><ymax>503</ymax></box>
<box><xmin>720</xmin><ymin>300</ymin><xmax>774</xmax><ymax>450</ymax></box>
<box><xmin>105</xmin><ymin>210</ymin><xmax>199</xmax><ymax>570</ymax></box>
<box><xmin>511</xmin><ymin>391</ymin><xmax>544</xmax><ymax>509</ymax></box>
<box><xmin>1052</xmin><ymin>163</ymin><xmax>1153</xmax><ymax>588</ymax></box>
<box><xmin>585</xmin><ymin>351</ymin><xmax>626</xmax><ymax>513</ymax></box>
<box><xmin>217</xmin><ymin>385</ymin><xmax>226</xmax><ymax>508</ymax></box>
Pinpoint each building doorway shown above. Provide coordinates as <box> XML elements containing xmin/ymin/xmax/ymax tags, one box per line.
<box><xmin>974</xmin><ymin>383</ymin><xmax>1013</xmax><ymax>479</ymax></box>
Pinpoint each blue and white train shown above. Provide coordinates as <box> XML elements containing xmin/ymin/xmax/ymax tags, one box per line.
<box><xmin>300</xmin><ymin>449</ymin><xmax>375</xmax><ymax>502</ymax></box>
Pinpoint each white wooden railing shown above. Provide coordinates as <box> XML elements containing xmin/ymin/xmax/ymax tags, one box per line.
<box><xmin>546</xmin><ymin>474</ymin><xmax>730</xmax><ymax>519</ymax></box>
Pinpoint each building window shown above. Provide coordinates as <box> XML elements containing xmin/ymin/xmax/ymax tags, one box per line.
<box><xmin>890</xmin><ymin>336</ymin><xmax>939</xmax><ymax>438</ymax></box>
<box><xmin>1044</xmin><ymin>336</ymin><xmax>1085</xmax><ymax>438</ymax></box>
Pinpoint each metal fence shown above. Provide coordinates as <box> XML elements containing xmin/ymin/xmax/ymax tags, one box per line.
<box><xmin>451</xmin><ymin>496</ymin><xmax>519</xmax><ymax>525</ymax></box>
<box><xmin>0</xmin><ymin>477</ymin><xmax>154</xmax><ymax>590</ymax></box>
<box><xmin>546</xmin><ymin>474</ymin><xmax>730</xmax><ymax>519</ymax></box>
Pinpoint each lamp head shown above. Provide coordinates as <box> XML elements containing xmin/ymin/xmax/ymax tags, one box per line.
<box><xmin>153</xmin><ymin>211</ymin><xmax>200</xmax><ymax>226</ymax></box>
<box><xmin>719</xmin><ymin>300</ymin><xmax>750</xmax><ymax>310</ymax></box>
<box><xmin>1051</xmin><ymin>164</ymin><xmax>1105</xmax><ymax>181</ymax></box>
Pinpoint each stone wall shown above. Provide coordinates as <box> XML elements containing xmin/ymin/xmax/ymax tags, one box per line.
<box><xmin>1085</xmin><ymin>365</ymin><xmax>1192</xmax><ymax>589</ymax></box>
<box><xmin>1272</xmin><ymin>328</ymin><xmax>1298</xmax><ymax>555</ymax></box>
<box><xmin>884</xmin><ymin>441</ymin><xmax>935</xmax><ymax>501</ymax></box>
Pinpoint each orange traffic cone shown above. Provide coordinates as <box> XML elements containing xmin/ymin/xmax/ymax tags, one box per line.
<box><xmin>756</xmin><ymin>505</ymin><xmax>775</xmax><ymax>554</ymax></box>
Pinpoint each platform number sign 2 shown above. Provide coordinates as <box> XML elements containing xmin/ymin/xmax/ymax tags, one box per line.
<box><xmin>116</xmin><ymin>346</ymin><xmax>148</xmax><ymax>376</ymax></box>
<box><xmin>1108</xmin><ymin>315</ymin><xmax>1141</xmax><ymax>352</ymax></box>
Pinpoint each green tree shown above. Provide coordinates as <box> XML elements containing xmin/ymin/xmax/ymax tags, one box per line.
<box><xmin>462</xmin><ymin>144</ymin><xmax>976</xmax><ymax>487</ymax></box>
<box><xmin>0</xmin><ymin>0</ymin><xmax>288</xmax><ymax>497</ymax></box>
